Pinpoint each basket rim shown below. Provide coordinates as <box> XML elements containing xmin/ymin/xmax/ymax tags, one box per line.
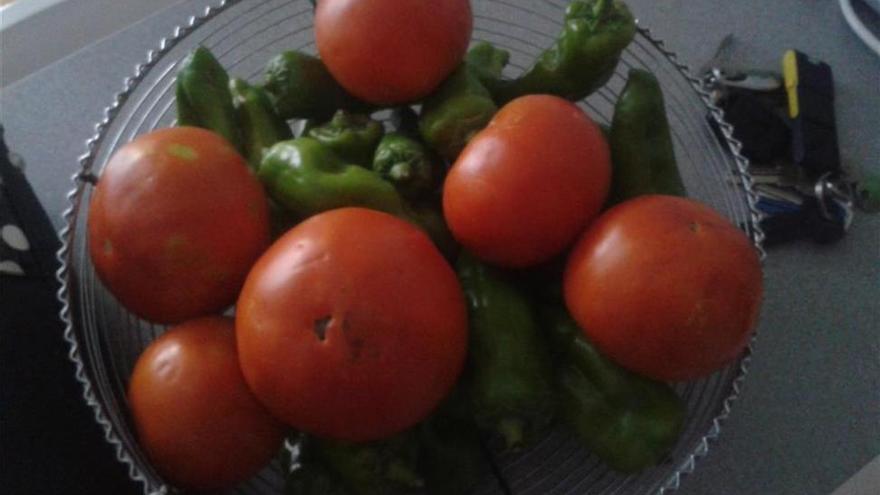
<box><xmin>54</xmin><ymin>2</ymin><xmax>766</xmax><ymax>494</ymax></box>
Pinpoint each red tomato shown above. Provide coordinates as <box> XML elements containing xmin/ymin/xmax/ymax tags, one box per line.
<box><xmin>88</xmin><ymin>127</ymin><xmax>270</xmax><ymax>324</ymax></box>
<box><xmin>443</xmin><ymin>94</ymin><xmax>611</xmax><ymax>268</ymax></box>
<box><xmin>236</xmin><ymin>208</ymin><xmax>468</xmax><ymax>442</ymax></box>
<box><xmin>128</xmin><ymin>317</ymin><xmax>284</xmax><ymax>491</ymax></box>
<box><xmin>315</xmin><ymin>0</ymin><xmax>473</xmax><ymax>104</ymax></box>
<box><xmin>564</xmin><ymin>195</ymin><xmax>763</xmax><ymax>382</ymax></box>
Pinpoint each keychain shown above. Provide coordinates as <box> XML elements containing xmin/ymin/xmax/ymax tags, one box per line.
<box><xmin>703</xmin><ymin>40</ymin><xmax>878</xmax><ymax>247</ymax></box>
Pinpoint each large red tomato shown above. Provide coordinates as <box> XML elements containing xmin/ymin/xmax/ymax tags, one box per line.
<box><xmin>235</xmin><ymin>207</ymin><xmax>468</xmax><ymax>442</ymax></box>
<box><xmin>128</xmin><ymin>317</ymin><xmax>285</xmax><ymax>491</ymax></box>
<box><xmin>88</xmin><ymin>127</ymin><xmax>270</xmax><ymax>324</ymax></box>
<box><xmin>443</xmin><ymin>94</ymin><xmax>611</xmax><ymax>268</ymax></box>
<box><xmin>564</xmin><ymin>195</ymin><xmax>763</xmax><ymax>382</ymax></box>
<box><xmin>315</xmin><ymin>0</ymin><xmax>473</xmax><ymax>104</ymax></box>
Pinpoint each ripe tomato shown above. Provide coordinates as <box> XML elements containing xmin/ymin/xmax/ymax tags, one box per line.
<box><xmin>443</xmin><ymin>94</ymin><xmax>611</xmax><ymax>268</ymax></box>
<box><xmin>564</xmin><ymin>195</ymin><xmax>763</xmax><ymax>382</ymax></box>
<box><xmin>128</xmin><ymin>317</ymin><xmax>284</xmax><ymax>491</ymax></box>
<box><xmin>88</xmin><ymin>127</ymin><xmax>270</xmax><ymax>324</ymax></box>
<box><xmin>315</xmin><ymin>0</ymin><xmax>473</xmax><ymax>104</ymax></box>
<box><xmin>236</xmin><ymin>208</ymin><xmax>468</xmax><ymax>442</ymax></box>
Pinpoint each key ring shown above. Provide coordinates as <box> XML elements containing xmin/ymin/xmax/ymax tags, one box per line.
<box><xmin>813</xmin><ymin>172</ymin><xmax>854</xmax><ymax>230</ymax></box>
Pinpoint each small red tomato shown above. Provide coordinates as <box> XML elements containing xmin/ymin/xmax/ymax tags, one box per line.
<box><xmin>564</xmin><ymin>195</ymin><xmax>763</xmax><ymax>382</ymax></box>
<box><xmin>236</xmin><ymin>208</ymin><xmax>468</xmax><ymax>442</ymax></box>
<box><xmin>128</xmin><ymin>317</ymin><xmax>285</xmax><ymax>491</ymax></box>
<box><xmin>87</xmin><ymin>127</ymin><xmax>270</xmax><ymax>324</ymax></box>
<box><xmin>315</xmin><ymin>0</ymin><xmax>473</xmax><ymax>104</ymax></box>
<box><xmin>443</xmin><ymin>94</ymin><xmax>611</xmax><ymax>268</ymax></box>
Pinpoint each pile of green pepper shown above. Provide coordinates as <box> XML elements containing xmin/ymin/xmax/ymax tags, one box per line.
<box><xmin>170</xmin><ymin>0</ymin><xmax>695</xmax><ymax>491</ymax></box>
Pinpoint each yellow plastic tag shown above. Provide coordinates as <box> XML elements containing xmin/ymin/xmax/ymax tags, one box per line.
<box><xmin>783</xmin><ymin>50</ymin><xmax>799</xmax><ymax>119</ymax></box>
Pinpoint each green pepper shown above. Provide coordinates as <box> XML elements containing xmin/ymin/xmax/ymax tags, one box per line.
<box><xmin>608</xmin><ymin>68</ymin><xmax>685</xmax><ymax>204</ymax></box>
<box><xmin>285</xmin><ymin>462</ymin><xmax>350</xmax><ymax>495</ymax></box>
<box><xmin>314</xmin><ymin>433</ymin><xmax>425</xmax><ymax>495</ymax></box>
<box><xmin>259</xmin><ymin>137</ymin><xmax>406</xmax><ymax>219</ymax></box>
<box><xmin>298</xmin><ymin>118</ymin><xmax>320</xmax><ymax>138</ymax></box>
<box><xmin>308</xmin><ymin>110</ymin><xmax>384</xmax><ymax>167</ymax></box>
<box><xmin>263</xmin><ymin>51</ymin><xmax>371</xmax><ymax>121</ymax></box>
<box><xmin>406</xmin><ymin>202</ymin><xmax>459</xmax><ymax>260</ymax></box>
<box><xmin>372</xmin><ymin>133</ymin><xmax>442</xmax><ymax>200</ymax></box>
<box><xmin>175</xmin><ymin>46</ymin><xmax>243</xmax><ymax>152</ymax></box>
<box><xmin>229</xmin><ymin>78</ymin><xmax>293</xmax><ymax>170</ymax></box>
<box><xmin>456</xmin><ymin>252</ymin><xmax>557</xmax><ymax>453</ymax></box>
<box><xmin>259</xmin><ymin>138</ymin><xmax>453</xmax><ymax>254</ymax></box>
<box><xmin>464</xmin><ymin>41</ymin><xmax>510</xmax><ymax>93</ymax></box>
<box><xmin>416</xmin><ymin>388</ymin><xmax>491</xmax><ymax>495</ymax></box>
<box><xmin>491</xmin><ymin>0</ymin><xmax>636</xmax><ymax>104</ymax></box>
<box><xmin>282</xmin><ymin>436</ymin><xmax>351</xmax><ymax>495</ymax></box>
<box><xmin>419</xmin><ymin>65</ymin><xmax>498</xmax><ymax>161</ymax></box>
<box><xmin>541</xmin><ymin>305</ymin><xmax>685</xmax><ymax>473</ymax></box>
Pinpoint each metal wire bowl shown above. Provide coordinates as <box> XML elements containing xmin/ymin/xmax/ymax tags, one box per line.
<box><xmin>56</xmin><ymin>1</ymin><xmax>765</xmax><ymax>494</ymax></box>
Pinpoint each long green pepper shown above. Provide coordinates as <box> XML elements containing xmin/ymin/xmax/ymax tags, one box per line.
<box><xmin>464</xmin><ymin>41</ymin><xmax>511</xmax><ymax>96</ymax></box>
<box><xmin>313</xmin><ymin>433</ymin><xmax>425</xmax><ymax>495</ymax></box>
<box><xmin>489</xmin><ymin>0</ymin><xmax>636</xmax><ymax>104</ymax></box>
<box><xmin>415</xmin><ymin>388</ymin><xmax>491</xmax><ymax>495</ymax></box>
<box><xmin>229</xmin><ymin>77</ymin><xmax>293</xmax><ymax>169</ymax></box>
<box><xmin>284</xmin><ymin>457</ymin><xmax>351</xmax><ymax>495</ymax></box>
<box><xmin>282</xmin><ymin>435</ymin><xmax>351</xmax><ymax>495</ymax></box>
<box><xmin>263</xmin><ymin>51</ymin><xmax>372</xmax><ymax>121</ymax></box>
<box><xmin>608</xmin><ymin>68</ymin><xmax>686</xmax><ymax>204</ymax></box>
<box><xmin>308</xmin><ymin>110</ymin><xmax>385</xmax><ymax>167</ymax></box>
<box><xmin>419</xmin><ymin>65</ymin><xmax>498</xmax><ymax>161</ymax></box>
<box><xmin>175</xmin><ymin>46</ymin><xmax>243</xmax><ymax>152</ymax></box>
<box><xmin>541</xmin><ymin>305</ymin><xmax>685</xmax><ymax>473</ymax></box>
<box><xmin>259</xmin><ymin>138</ymin><xmax>455</xmax><ymax>255</ymax></box>
<box><xmin>456</xmin><ymin>253</ymin><xmax>557</xmax><ymax>453</ymax></box>
<box><xmin>372</xmin><ymin>133</ymin><xmax>442</xmax><ymax>200</ymax></box>
<box><xmin>259</xmin><ymin>138</ymin><xmax>405</xmax><ymax>219</ymax></box>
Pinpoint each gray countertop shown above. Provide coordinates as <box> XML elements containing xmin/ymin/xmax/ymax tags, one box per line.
<box><xmin>1</xmin><ymin>1</ymin><xmax>878</xmax><ymax>494</ymax></box>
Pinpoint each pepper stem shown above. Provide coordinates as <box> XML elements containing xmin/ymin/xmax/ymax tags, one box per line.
<box><xmin>593</xmin><ymin>0</ymin><xmax>611</xmax><ymax>20</ymax></box>
<box><xmin>497</xmin><ymin>417</ymin><xmax>527</xmax><ymax>452</ymax></box>
<box><xmin>389</xmin><ymin>162</ymin><xmax>413</xmax><ymax>181</ymax></box>
<box><xmin>386</xmin><ymin>460</ymin><xmax>425</xmax><ymax>489</ymax></box>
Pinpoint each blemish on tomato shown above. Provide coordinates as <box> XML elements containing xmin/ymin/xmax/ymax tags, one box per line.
<box><xmin>103</xmin><ymin>239</ymin><xmax>113</xmax><ymax>255</ymax></box>
<box><xmin>689</xmin><ymin>221</ymin><xmax>701</xmax><ymax>233</ymax></box>
<box><xmin>167</xmin><ymin>143</ymin><xmax>198</xmax><ymax>161</ymax></box>
<box><xmin>313</xmin><ymin>316</ymin><xmax>332</xmax><ymax>341</ymax></box>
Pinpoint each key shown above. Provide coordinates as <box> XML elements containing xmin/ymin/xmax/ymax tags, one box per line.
<box><xmin>760</xmin><ymin>197</ymin><xmax>849</xmax><ymax>246</ymax></box>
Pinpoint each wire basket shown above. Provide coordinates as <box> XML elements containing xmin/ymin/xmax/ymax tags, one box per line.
<box><xmin>56</xmin><ymin>1</ymin><xmax>765</xmax><ymax>494</ymax></box>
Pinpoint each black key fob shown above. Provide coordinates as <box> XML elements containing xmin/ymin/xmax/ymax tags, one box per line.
<box><xmin>783</xmin><ymin>50</ymin><xmax>841</xmax><ymax>177</ymax></box>
<box><xmin>715</xmin><ymin>89</ymin><xmax>791</xmax><ymax>164</ymax></box>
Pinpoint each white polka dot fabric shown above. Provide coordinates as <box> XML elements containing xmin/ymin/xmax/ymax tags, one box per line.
<box><xmin>0</xmin><ymin>174</ymin><xmax>35</xmax><ymax>277</ymax></box>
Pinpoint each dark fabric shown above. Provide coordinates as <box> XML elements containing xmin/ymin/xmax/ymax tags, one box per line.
<box><xmin>0</xmin><ymin>125</ymin><xmax>138</xmax><ymax>494</ymax></box>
